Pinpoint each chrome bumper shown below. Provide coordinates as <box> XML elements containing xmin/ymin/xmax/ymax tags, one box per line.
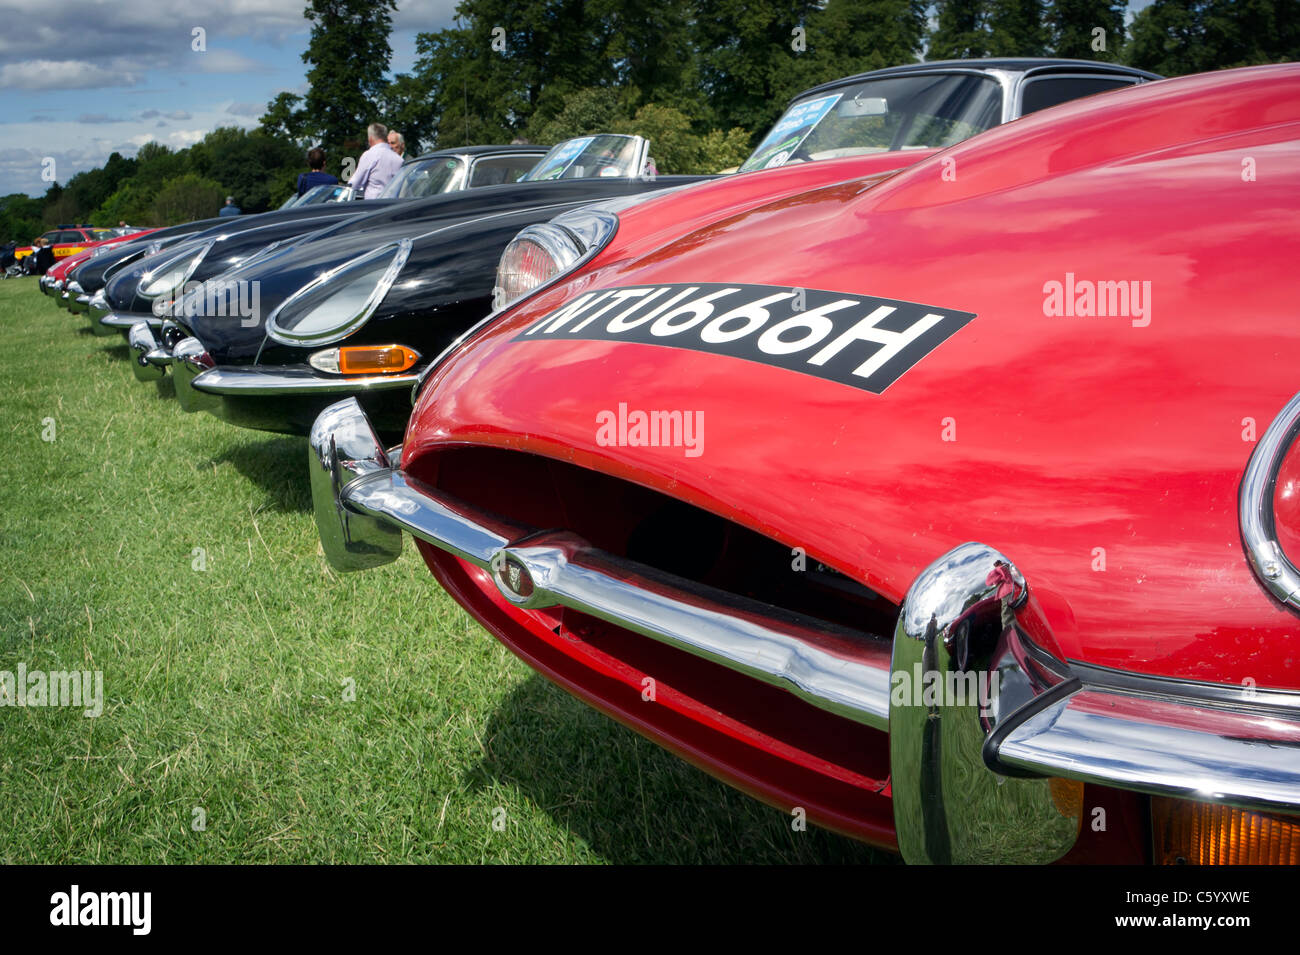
<box><xmin>169</xmin><ymin>336</ymin><xmax>420</xmax><ymax>420</ymax></box>
<box><xmin>310</xmin><ymin>398</ymin><xmax>1300</xmax><ymax>863</ymax></box>
<box><xmin>99</xmin><ymin>311</ymin><xmax>161</xmax><ymax>336</ymax></box>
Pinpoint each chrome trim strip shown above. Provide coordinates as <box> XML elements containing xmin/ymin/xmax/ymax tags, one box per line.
<box><xmin>191</xmin><ymin>365</ymin><xmax>420</xmax><ymax>396</ymax></box>
<box><xmin>997</xmin><ymin>688</ymin><xmax>1300</xmax><ymax>815</ymax></box>
<box><xmin>312</xmin><ymin>398</ymin><xmax>894</xmax><ymax>728</ymax></box>
<box><xmin>343</xmin><ymin>468</ymin><xmax>895</xmax><ymax>728</ymax></box>
<box><xmin>1240</xmin><ymin>389</ymin><xmax>1300</xmax><ymax>610</ymax></box>
<box><xmin>265</xmin><ymin>238</ymin><xmax>413</xmax><ymax>347</ymax></box>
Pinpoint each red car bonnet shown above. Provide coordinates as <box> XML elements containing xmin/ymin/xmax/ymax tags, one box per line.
<box><xmin>408</xmin><ymin>64</ymin><xmax>1300</xmax><ymax>690</ymax></box>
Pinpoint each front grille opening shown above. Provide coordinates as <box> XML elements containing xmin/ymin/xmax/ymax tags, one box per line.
<box><xmin>408</xmin><ymin>446</ymin><xmax>898</xmax><ymax>642</ymax></box>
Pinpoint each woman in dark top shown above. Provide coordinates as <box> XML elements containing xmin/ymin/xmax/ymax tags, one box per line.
<box><xmin>296</xmin><ymin>147</ymin><xmax>340</xmax><ymax>197</ymax></box>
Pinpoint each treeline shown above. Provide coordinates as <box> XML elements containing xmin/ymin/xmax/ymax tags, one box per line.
<box><xmin>261</xmin><ymin>0</ymin><xmax>1298</xmax><ymax>169</ymax></box>
<box><xmin>1</xmin><ymin>127</ymin><xmax>303</xmax><ymax>243</ymax></box>
<box><xmin>7</xmin><ymin>0</ymin><xmax>1298</xmax><ymax>240</ymax></box>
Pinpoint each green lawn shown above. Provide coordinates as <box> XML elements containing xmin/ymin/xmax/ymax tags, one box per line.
<box><xmin>0</xmin><ymin>277</ymin><xmax>887</xmax><ymax>863</ymax></box>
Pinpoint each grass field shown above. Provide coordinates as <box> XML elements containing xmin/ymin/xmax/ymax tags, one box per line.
<box><xmin>0</xmin><ymin>277</ymin><xmax>887</xmax><ymax>864</ymax></box>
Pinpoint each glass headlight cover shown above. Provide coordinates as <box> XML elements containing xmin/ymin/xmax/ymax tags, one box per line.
<box><xmin>494</xmin><ymin>209</ymin><xmax>617</xmax><ymax>310</ymax></box>
<box><xmin>266</xmin><ymin>239</ymin><xmax>412</xmax><ymax>346</ymax></box>
<box><xmin>139</xmin><ymin>239</ymin><xmax>214</xmax><ymax>299</ymax></box>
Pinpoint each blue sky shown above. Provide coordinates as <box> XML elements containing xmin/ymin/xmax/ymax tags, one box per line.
<box><xmin>0</xmin><ymin>0</ymin><xmax>459</xmax><ymax>197</ymax></box>
<box><xmin>0</xmin><ymin>0</ymin><xmax>1155</xmax><ymax>198</ymax></box>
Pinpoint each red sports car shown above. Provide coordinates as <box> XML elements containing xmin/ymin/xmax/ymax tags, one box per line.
<box><xmin>39</xmin><ymin>228</ymin><xmax>155</xmax><ymax>311</ymax></box>
<box><xmin>309</xmin><ymin>64</ymin><xmax>1300</xmax><ymax>864</ymax></box>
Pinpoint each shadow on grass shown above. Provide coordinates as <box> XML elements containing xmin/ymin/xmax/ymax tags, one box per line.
<box><xmin>463</xmin><ymin>673</ymin><xmax>891</xmax><ymax>864</ymax></box>
<box><xmin>208</xmin><ymin>435</ymin><xmax>310</xmax><ymax>513</ymax></box>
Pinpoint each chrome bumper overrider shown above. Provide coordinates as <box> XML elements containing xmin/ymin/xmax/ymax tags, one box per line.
<box><xmin>310</xmin><ymin>398</ymin><xmax>1300</xmax><ymax>864</ymax></box>
<box><xmin>86</xmin><ymin>291</ymin><xmax>112</xmax><ymax>330</ymax></box>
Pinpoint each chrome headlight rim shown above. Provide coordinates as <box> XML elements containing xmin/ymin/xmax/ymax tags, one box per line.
<box><xmin>265</xmin><ymin>238</ymin><xmax>413</xmax><ymax>348</ymax></box>
<box><xmin>1241</xmin><ymin>389</ymin><xmax>1300</xmax><ymax>611</ymax></box>
<box><xmin>492</xmin><ymin>209</ymin><xmax>618</xmax><ymax>314</ymax></box>
<box><xmin>414</xmin><ymin>210</ymin><xmax>619</xmax><ymax>406</ymax></box>
<box><xmin>138</xmin><ymin>239</ymin><xmax>216</xmax><ymax>300</ymax></box>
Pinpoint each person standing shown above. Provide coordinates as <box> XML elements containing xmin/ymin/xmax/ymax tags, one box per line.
<box><xmin>296</xmin><ymin>147</ymin><xmax>340</xmax><ymax>197</ymax></box>
<box><xmin>218</xmin><ymin>196</ymin><xmax>241</xmax><ymax>217</ymax></box>
<box><xmin>349</xmin><ymin>123</ymin><xmax>403</xmax><ymax>199</ymax></box>
<box><xmin>387</xmin><ymin>131</ymin><xmax>405</xmax><ymax>158</ymax></box>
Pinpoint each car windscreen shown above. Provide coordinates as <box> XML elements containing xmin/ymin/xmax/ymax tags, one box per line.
<box><xmin>741</xmin><ymin>73</ymin><xmax>1003</xmax><ymax>172</ymax></box>
<box><xmin>297</xmin><ymin>184</ymin><xmax>347</xmax><ymax>205</ymax></box>
<box><xmin>522</xmin><ymin>136</ymin><xmax>643</xmax><ymax>181</ymax></box>
<box><xmin>380</xmin><ymin>157</ymin><xmax>465</xmax><ymax>199</ymax></box>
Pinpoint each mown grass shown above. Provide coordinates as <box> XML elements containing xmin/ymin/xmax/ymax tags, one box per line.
<box><xmin>0</xmin><ymin>278</ymin><xmax>888</xmax><ymax>864</ymax></box>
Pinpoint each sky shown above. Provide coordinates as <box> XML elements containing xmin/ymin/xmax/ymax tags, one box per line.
<box><xmin>0</xmin><ymin>0</ymin><xmax>1156</xmax><ymax>199</ymax></box>
<box><xmin>0</xmin><ymin>0</ymin><xmax>459</xmax><ymax>197</ymax></box>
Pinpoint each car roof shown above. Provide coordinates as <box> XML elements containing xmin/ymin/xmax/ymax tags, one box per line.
<box><xmin>403</xmin><ymin>144</ymin><xmax>549</xmax><ymax>164</ymax></box>
<box><xmin>793</xmin><ymin>57</ymin><xmax>1162</xmax><ymax>102</ymax></box>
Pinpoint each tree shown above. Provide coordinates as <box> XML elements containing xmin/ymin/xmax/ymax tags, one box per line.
<box><xmin>525</xmin><ymin>87</ymin><xmax>629</xmax><ymax>144</ymax></box>
<box><xmin>693</xmin><ymin>0</ymin><xmax>827</xmax><ymax>136</ymax></box>
<box><xmin>378</xmin><ymin>74</ymin><xmax>439</xmax><ymax>156</ymax></box>
<box><xmin>1046</xmin><ymin>0</ymin><xmax>1125</xmax><ymax>59</ymax></box>
<box><xmin>187</xmin><ymin>127</ymin><xmax>302</xmax><ymax>214</ymax></box>
<box><xmin>0</xmin><ymin>193</ymin><xmax>46</xmax><ymax>242</ymax></box>
<box><xmin>928</xmin><ymin>0</ymin><xmax>992</xmax><ymax>59</ymax></box>
<box><xmin>1126</xmin><ymin>0</ymin><xmax>1300</xmax><ymax>75</ymax></box>
<box><xmin>809</xmin><ymin>0</ymin><xmax>927</xmax><ymax>77</ymax></box>
<box><xmin>524</xmin><ymin>87</ymin><xmax>752</xmax><ymax>174</ymax></box>
<box><xmin>986</xmin><ymin>0</ymin><xmax>1050</xmax><ymax>55</ymax></box>
<box><xmin>150</xmin><ymin>173</ymin><xmax>226</xmax><ymax>225</ymax></box>
<box><xmin>301</xmin><ymin>0</ymin><xmax>399</xmax><ymax>164</ymax></box>
<box><xmin>260</xmin><ymin>92</ymin><xmax>309</xmax><ymax>144</ymax></box>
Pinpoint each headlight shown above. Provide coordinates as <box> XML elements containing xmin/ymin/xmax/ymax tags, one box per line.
<box><xmin>139</xmin><ymin>240</ymin><xmax>214</xmax><ymax>299</ymax></box>
<box><xmin>266</xmin><ymin>239</ymin><xmax>412</xmax><ymax>346</ymax></box>
<box><xmin>494</xmin><ymin>209</ymin><xmax>617</xmax><ymax>309</ymax></box>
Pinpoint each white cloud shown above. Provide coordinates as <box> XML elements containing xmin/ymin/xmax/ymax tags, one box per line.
<box><xmin>192</xmin><ymin>49</ymin><xmax>272</xmax><ymax>74</ymax></box>
<box><xmin>0</xmin><ymin>60</ymin><xmax>139</xmax><ymax>91</ymax></box>
<box><xmin>225</xmin><ymin>102</ymin><xmax>262</xmax><ymax>117</ymax></box>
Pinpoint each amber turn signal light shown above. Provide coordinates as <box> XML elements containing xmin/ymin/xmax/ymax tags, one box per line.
<box><xmin>1151</xmin><ymin>796</ymin><xmax>1300</xmax><ymax>864</ymax></box>
<box><xmin>309</xmin><ymin>344</ymin><xmax>420</xmax><ymax>375</ymax></box>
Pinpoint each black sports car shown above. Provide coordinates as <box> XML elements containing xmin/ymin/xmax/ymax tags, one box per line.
<box><xmin>79</xmin><ymin>145</ymin><xmax>548</xmax><ymax>334</ymax></box>
<box><xmin>123</xmin><ymin>135</ymin><xmax>704</xmax><ymax>436</ymax></box>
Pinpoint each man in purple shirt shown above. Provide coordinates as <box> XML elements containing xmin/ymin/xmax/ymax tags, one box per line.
<box><xmin>349</xmin><ymin>123</ymin><xmax>404</xmax><ymax>199</ymax></box>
